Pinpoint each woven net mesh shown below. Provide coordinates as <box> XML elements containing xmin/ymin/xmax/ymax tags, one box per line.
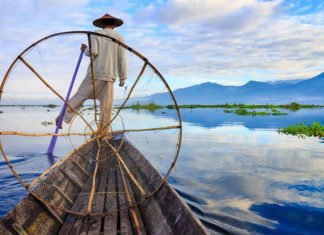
<box><xmin>0</xmin><ymin>31</ymin><xmax>182</xmax><ymax>216</ymax></box>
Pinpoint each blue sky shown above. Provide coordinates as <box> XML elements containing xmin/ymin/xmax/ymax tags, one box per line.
<box><xmin>1</xmin><ymin>0</ymin><xmax>324</xmax><ymax>93</ymax></box>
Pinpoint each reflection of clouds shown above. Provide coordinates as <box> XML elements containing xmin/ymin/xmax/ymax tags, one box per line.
<box><xmin>126</xmin><ymin>130</ymin><xmax>180</xmax><ymax>175</ymax></box>
<box><xmin>1</xmin><ymin>107</ymin><xmax>324</xmax><ymax>232</ymax></box>
<box><xmin>223</xmin><ymin>198</ymin><xmax>254</xmax><ymax>213</ymax></box>
<box><xmin>204</xmin><ymin>197</ymin><xmax>276</xmax><ymax>230</ymax></box>
<box><xmin>179</xmin><ymin>126</ymin><xmax>324</xmax><ymax>183</ymax></box>
<box><xmin>271</xmin><ymin>186</ymin><xmax>324</xmax><ymax>208</ymax></box>
<box><xmin>115</xmin><ymin>109</ymin><xmax>181</xmax><ymax>174</ymax></box>
<box><xmin>169</xmin><ymin>121</ymin><xmax>324</xmax><ymax>231</ymax></box>
<box><xmin>173</xmin><ymin>172</ymin><xmax>277</xmax><ymax>231</ymax></box>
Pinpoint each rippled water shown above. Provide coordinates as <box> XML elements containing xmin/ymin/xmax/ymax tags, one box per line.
<box><xmin>1</xmin><ymin>106</ymin><xmax>324</xmax><ymax>234</ymax></box>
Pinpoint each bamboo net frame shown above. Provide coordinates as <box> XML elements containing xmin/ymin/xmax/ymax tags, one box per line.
<box><xmin>87</xmin><ymin>33</ymin><xmax>100</xmax><ymax>131</ymax></box>
<box><xmin>0</xmin><ymin>31</ymin><xmax>183</xmax><ymax>217</ymax></box>
<box><xmin>0</xmin><ymin>125</ymin><xmax>180</xmax><ymax>137</ymax></box>
<box><xmin>67</xmin><ymin>108</ymin><xmax>126</xmax><ymax>162</ymax></box>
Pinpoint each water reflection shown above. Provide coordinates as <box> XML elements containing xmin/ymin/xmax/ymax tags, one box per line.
<box><xmin>250</xmin><ymin>203</ymin><xmax>324</xmax><ymax>234</ymax></box>
<box><xmin>46</xmin><ymin>153</ymin><xmax>57</xmax><ymax>166</ymax></box>
<box><xmin>1</xmin><ymin>106</ymin><xmax>324</xmax><ymax>234</ymax></box>
<box><xmin>154</xmin><ymin>107</ymin><xmax>324</xmax><ymax>129</ymax></box>
<box><xmin>165</xmin><ymin>113</ymin><xmax>324</xmax><ymax>234</ymax></box>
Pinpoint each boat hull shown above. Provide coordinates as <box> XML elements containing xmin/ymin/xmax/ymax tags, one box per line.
<box><xmin>0</xmin><ymin>139</ymin><xmax>210</xmax><ymax>234</ymax></box>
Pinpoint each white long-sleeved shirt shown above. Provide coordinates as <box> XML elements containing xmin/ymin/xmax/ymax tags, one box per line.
<box><xmin>85</xmin><ymin>28</ymin><xmax>127</xmax><ymax>83</ymax></box>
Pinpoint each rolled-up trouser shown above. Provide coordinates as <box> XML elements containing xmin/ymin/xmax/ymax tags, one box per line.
<box><xmin>63</xmin><ymin>76</ymin><xmax>114</xmax><ymax>135</ymax></box>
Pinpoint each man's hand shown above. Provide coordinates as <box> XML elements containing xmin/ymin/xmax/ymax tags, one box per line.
<box><xmin>81</xmin><ymin>44</ymin><xmax>87</xmax><ymax>51</ymax></box>
<box><xmin>119</xmin><ymin>81</ymin><xmax>125</xmax><ymax>87</ymax></box>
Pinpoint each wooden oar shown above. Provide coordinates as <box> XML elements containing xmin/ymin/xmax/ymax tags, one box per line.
<box><xmin>47</xmin><ymin>45</ymin><xmax>86</xmax><ymax>154</ymax></box>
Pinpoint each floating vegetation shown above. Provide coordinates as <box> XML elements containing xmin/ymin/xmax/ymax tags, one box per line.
<box><xmin>0</xmin><ymin>104</ymin><xmax>61</xmax><ymax>108</ymax></box>
<box><xmin>285</xmin><ymin>102</ymin><xmax>301</xmax><ymax>111</ymax></box>
<box><xmin>122</xmin><ymin>102</ymin><xmax>163</xmax><ymax>112</ymax></box>
<box><xmin>278</xmin><ymin>122</ymin><xmax>324</xmax><ymax>138</ymax></box>
<box><xmin>81</xmin><ymin>106</ymin><xmax>101</xmax><ymax>111</ymax></box>
<box><xmin>120</xmin><ymin>102</ymin><xmax>321</xmax><ymax>117</ymax></box>
<box><xmin>224</xmin><ymin>108</ymin><xmax>287</xmax><ymax>116</ymax></box>
<box><xmin>41</xmin><ymin>121</ymin><xmax>53</xmax><ymax>126</ymax></box>
<box><xmin>166</xmin><ymin>104</ymin><xmax>217</xmax><ymax>109</ymax></box>
<box><xmin>0</xmin><ymin>110</ymin><xmax>3</xmax><ymax>114</ymax></box>
<box><xmin>84</xmin><ymin>107</ymin><xmax>95</xmax><ymax>111</ymax></box>
<box><xmin>166</xmin><ymin>102</ymin><xmax>322</xmax><ymax>110</ymax></box>
<box><xmin>44</xmin><ymin>104</ymin><xmax>57</xmax><ymax>108</ymax></box>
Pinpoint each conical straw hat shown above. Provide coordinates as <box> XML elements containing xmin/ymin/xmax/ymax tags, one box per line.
<box><xmin>93</xmin><ymin>13</ymin><xmax>123</xmax><ymax>28</ymax></box>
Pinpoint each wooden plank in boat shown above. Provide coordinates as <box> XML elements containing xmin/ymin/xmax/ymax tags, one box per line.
<box><xmin>60</xmin><ymin>167</ymin><xmax>84</xmax><ymax>189</ymax></box>
<box><xmin>0</xmin><ymin>194</ymin><xmax>50</xmax><ymax>235</ymax></box>
<box><xmin>122</xmin><ymin>167</ymin><xmax>147</xmax><ymax>235</ymax></box>
<box><xmin>68</xmin><ymin>171</ymin><xmax>100</xmax><ymax>235</ymax></box>
<box><xmin>83</xmin><ymin>168</ymin><xmax>109</xmax><ymax>234</ymax></box>
<box><xmin>0</xmin><ymin>165</ymin><xmax>67</xmax><ymax>235</ymax></box>
<box><xmin>120</xmin><ymin>146</ymin><xmax>173</xmax><ymax>234</ymax></box>
<box><xmin>116</xmin><ymin>168</ymin><xmax>133</xmax><ymax>234</ymax></box>
<box><xmin>58</xmin><ymin>174</ymin><xmax>93</xmax><ymax>235</ymax></box>
<box><xmin>103</xmin><ymin>168</ymin><xmax>118</xmax><ymax>235</ymax></box>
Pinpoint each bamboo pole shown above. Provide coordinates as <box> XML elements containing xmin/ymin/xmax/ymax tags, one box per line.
<box><xmin>0</xmin><ymin>131</ymin><xmax>85</xmax><ymax>137</ymax></box>
<box><xmin>18</xmin><ymin>56</ymin><xmax>95</xmax><ymax>135</ymax></box>
<box><xmin>0</xmin><ymin>139</ymin><xmax>28</xmax><ymax>189</ymax></box>
<box><xmin>0</xmin><ymin>126</ymin><xmax>180</xmax><ymax>139</ymax></box>
<box><xmin>88</xmin><ymin>124</ymin><xmax>181</xmax><ymax>138</ymax></box>
<box><xmin>87</xmin><ymin>146</ymin><xmax>101</xmax><ymax>214</ymax></box>
<box><xmin>111</xmin><ymin>125</ymin><xmax>181</xmax><ymax>134</ymax></box>
<box><xmin>18</xmin><ymin>55</ymin><xmax>103</xmax><ymax>165</ymax></box>
<box><xmin>116</xmin><ymin>154</ymin><xmax>141</xmax><ymax>235</ymax></box>
<box><xmin>26</xmin><ymin>135</ymin><xmax>97</xmax><ymax>188</ymax></box>
<box><xmin>105</xmin><ymin>141</ymin><xmax>146</xmax><ymax>196</ymax></box>
<box><xmin>87</xmin><ymin>33</ymin><xmax>99</xmax><ymax>129</ymax></box>
<box><xmin>146</xmin><ymin>61</ymin><xmax>183</xmax><ymax>193</ymax></box>
<box><xmin>66</xmin><ymin>109</ymin><xmax>125</xmax><ymax>163</ymax></box>
<box><xmin>62</xmin><ymin>125</ymin><xmax>180</xmax><ymax>164</ymax></box>
<box><xmin>116</xmin><ymin>151</ymin><xmax>146</xmax><ymax>196</ymax></box>
<box><xmin>82</xmin><ymin>34</ymin><xmax>105</xmax><ymax>215</ymax></box>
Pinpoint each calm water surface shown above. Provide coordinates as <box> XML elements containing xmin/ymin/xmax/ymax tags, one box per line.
<box><xmin>1</xmin><ymin>106</ymin><xmax>324</xmax><ymax>234</ymax></box>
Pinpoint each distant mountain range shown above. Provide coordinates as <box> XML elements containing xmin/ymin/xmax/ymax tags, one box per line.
<box><xmin>139</xmin><ymin>72</ymin><xmax>324</xmax><ymax>105</ymax></box>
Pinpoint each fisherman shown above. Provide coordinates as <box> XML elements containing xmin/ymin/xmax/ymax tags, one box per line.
<box><xmin>56</xmin><ymin>13</ymin><xmax>127</xmax><ymax>139</ymax></box>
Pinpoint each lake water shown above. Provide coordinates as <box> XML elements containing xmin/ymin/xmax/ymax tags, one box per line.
<box><xmin>1</xmin><ymin>106</ymin><xmax>324</xmax><ymax>234</ymax></box>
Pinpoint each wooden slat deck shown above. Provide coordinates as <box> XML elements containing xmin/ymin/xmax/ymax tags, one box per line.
<box><xmin>59</xmin><ymin>162</ymin><xmax>147</xmax><ymax>234</ymax></box>
<box><xmin>0</xmin><ymin>139</ymin><xmax>210</xmax><ymax>235</ymax></box>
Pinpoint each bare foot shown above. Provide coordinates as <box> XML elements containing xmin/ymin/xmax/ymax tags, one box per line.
<box><xmin>55</xmin><ymin>116</ymin><xmax>63</xmax><ymax>129</ymax></box>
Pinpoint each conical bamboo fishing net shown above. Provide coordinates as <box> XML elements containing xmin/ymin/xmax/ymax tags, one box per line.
<box><xmin>0</xmin><ymin>31</ymin><xmax>182</xmax><ymax>217</ymax></box>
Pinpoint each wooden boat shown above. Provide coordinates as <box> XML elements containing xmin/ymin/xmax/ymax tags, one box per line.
<box><xmin>0</xmin><ymin>138</ymin><xmax>210</xmax><ymax>235</ymax></box>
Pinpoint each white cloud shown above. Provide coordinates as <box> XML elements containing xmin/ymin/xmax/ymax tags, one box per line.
<box><xmin>1</xmin><ymin>0</ymin><xmax>324</xmax><ymax>98</ymax></box>
<box><xmin>135</xmin><ymin>0</ymin><xmax>282</xmax><ymax>30</ymax></box>
<box><xmin>127</xmin><ymin>0</ymin><xmax>324</xmax><ymax>86</ymax></box>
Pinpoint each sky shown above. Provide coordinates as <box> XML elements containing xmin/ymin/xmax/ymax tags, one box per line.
<box><xmin>1</xmin><ymin>0</ymin><xmax>324</xmax><ymax>94</ymax></box>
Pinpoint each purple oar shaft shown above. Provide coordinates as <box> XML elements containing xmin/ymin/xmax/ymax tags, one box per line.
<box><xmin>47</xmin><ymin>49</ymin><xmax>85</xmax><ymax>154</ymax></box>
